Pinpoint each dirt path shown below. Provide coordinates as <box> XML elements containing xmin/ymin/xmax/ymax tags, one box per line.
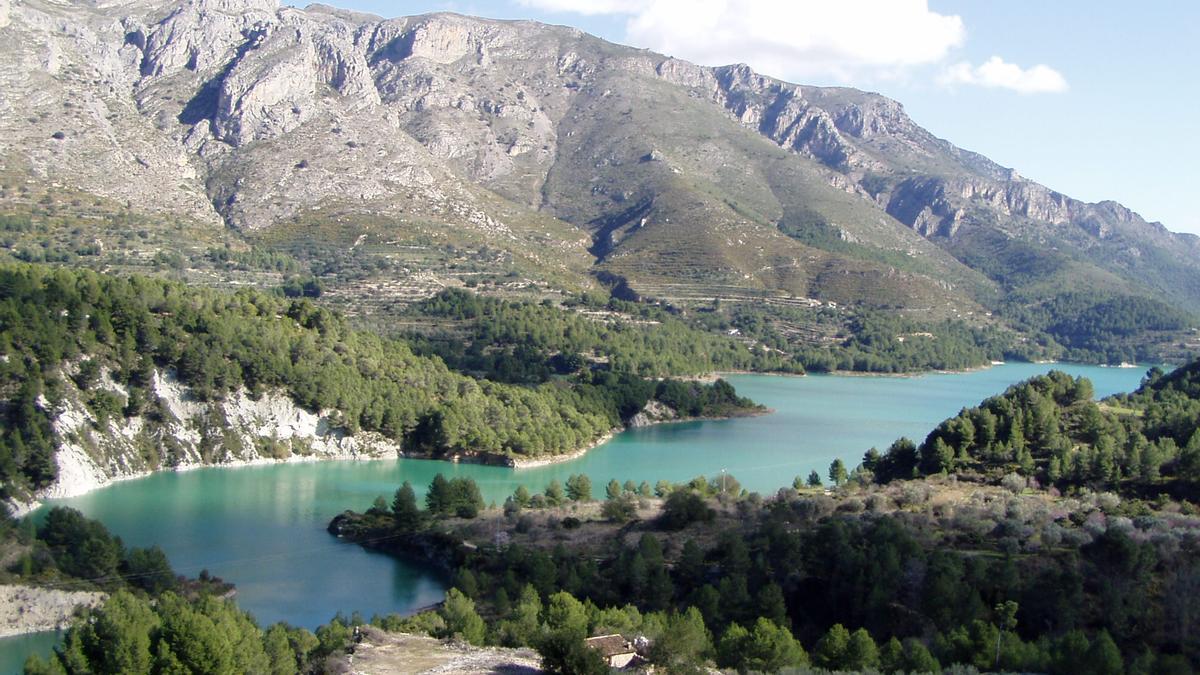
<box><xmin>325</xmin><ymin>628</ymin><xmax>542</xmax><ymax>674</ymax></box>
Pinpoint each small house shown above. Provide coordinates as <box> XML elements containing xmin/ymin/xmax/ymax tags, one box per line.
<box><xmin>584</xmin><ymin>634</ymin><xmax>638</xmax><ymax>668</ymax></box>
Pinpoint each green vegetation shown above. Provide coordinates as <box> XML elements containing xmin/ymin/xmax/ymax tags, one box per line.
<box><xmin>0</xmin><ymin>506</ymin><xmax>229</xmax><ymax>599</ymax></box>
<box><xmin>332</xmin><ymin>466</ymin><xmax>1200</xmax><ymax>674</ymax></box>
<box><xmin>0</xmin><ymin>264</ymin><xmax>759</xmax><ymax>499</ymax></box>
<box><xmin>425</xmin><ymin>475</ymin><xmax>485</xmax><ymax>519</ymax></box>
<box><xmin>866</xmin><ymin>361</ymin><xmax>1200</xmax><ymax>497</ymax></box>
<box><xmin>204</xmin><ymin>245</ymin><xmax>305</xmax><ymax>275</ymax></box>
<box><xmin>796</xmin><ymin>311</ymin><xmax>1018</xmax><ymax>373</ymax></box>
<box><xmin>23</xmin><ymin>590</ymin><xmax>333</xmax><ymax>675</ymax></box>
<box><xmin>407</xmin><ymin>288</ymin><xmax>791</xmax><ymax>381</ymax></box>
<box><xmin>1004</xmin><ymin>292</ymin><xmax>1194</xmax><ymax>364</ymax></box>
<box><xmin>0</xmin><ymin>182</ymin><xmax>224</xmax><ymax>277</ymax></box>
<box><xmin>692</xmin><ymin>301</ymin><xmax>1031</xmax><ymax>374</ymax></box>
<box><xmin>436</xmin><ymin>282</ymin><xmax>1044</xmax><ymax>377</ymax></box>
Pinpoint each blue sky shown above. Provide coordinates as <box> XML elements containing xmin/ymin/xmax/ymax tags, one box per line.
<box><xmin>309</xmin><ymin>0</ymin><xmax>1200</xmax><ymax>236</ymax></box>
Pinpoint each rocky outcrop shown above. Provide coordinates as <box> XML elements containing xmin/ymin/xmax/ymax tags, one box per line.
<box><xmin>21</xmin><ymin>368</ymin><xmax>399</xmax><ymax>511</ymax></box>
<box><xmin>0</xmin><ymin>586</ymin><xmax>105</xmax><ymax>638</ymax></box>
<box><xmin>656</xmin><ymin>57</ymin><xmax>717</xmax><ymax>91</ymax></box>
<box><xmin>627</xmin><ymin>399</ymin><xmax>678</xmax><ymax>428</ymax></box>
<box><xmin>139</xmin><ymin>0</ymin><xmax>280</xmax><ymax>79</ymax></box>
<box><xmin>329</xmin><ymin>628</ymin><xmax>543</xmax><ymax>674</ymax></box>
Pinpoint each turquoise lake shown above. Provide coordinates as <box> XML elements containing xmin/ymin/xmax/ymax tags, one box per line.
<box><xmin>3</xmin><ymin>363</ymin><xmax>1149</xmax><ymax>671</ymax></box>
<box><xmin>0</xmin><ymin>632</ymin><xmax>60</xmax><ymax>675</ymax></box>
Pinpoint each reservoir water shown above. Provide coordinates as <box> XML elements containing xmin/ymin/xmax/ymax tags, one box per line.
<box><xmin>4</xmin><ymin>364</ymin><xmax>1148</xmax><ymax>671</ymax></box>
<box><xmin>0</xmin><ymin>632</ymin><xmax>60</xmax><ymax>675</ymax></box>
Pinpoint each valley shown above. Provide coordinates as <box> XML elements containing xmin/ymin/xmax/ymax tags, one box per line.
<box><xmin>0</xmin><ymin>0</ymin><xmax>1198</xmax><ymax>672</ymax></box>
<box><xmin>0</xmin><ymin>1</ymin><xmax>1197</xmax><ymax>370</ymax></box>
<box><xmin>0</xmin><ymin>367</ymin><xmax>1148</xmax><ymax>661</ymax></box>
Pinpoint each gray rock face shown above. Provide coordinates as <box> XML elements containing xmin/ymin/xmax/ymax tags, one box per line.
<box><xmin>32</xmin><ymin>367</ymin><xmax>398</xmax><ymax>507</ymax></box>
<box><xmin>1</xmin><ymin>2</ymin><xmax>1197</xmax><ymax>311</ymax></box>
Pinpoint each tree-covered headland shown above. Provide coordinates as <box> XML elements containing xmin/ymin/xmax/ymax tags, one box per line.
<box><xmin>0</xmin><ymin>264</ymin><xmax>759</xmax><ymax>500</ymax></box>
<box><xmin>328</xmin><ymin>450</ymin><xmax>1200</xmax><ymax>675</ymax></box>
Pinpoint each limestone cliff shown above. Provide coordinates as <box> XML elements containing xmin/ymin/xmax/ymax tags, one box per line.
<box><xmin>11</xmin><ymin>366</ymin><xmax>398</xmax><ymax>514</ymax></box>
<box><xmin>1</xmin><ymin>0</ymin><xmax>1197</xmax><ymax>314</ymax></box>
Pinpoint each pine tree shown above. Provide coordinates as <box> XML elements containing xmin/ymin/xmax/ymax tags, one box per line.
<box><xmin>544</xmin><ymin>480</ymin><xmax>565</xmax><ymax>506</ymax></box>
<box><xmin>439</xmin><ymin>588</ymin><xmax>485</xmax><ymax>645</ymax></box>
<box><xmin>1082</xmin><ymin>629</ymin><xmax>1123</xmax><ymax>675</ymax></box>
<box><xmin>392</xmin><ymin>482</ymin><xmax>422</xmax><ymax>530</ymax></box>
<box><xmin>814</xmin><ymin>623</ymin><xmax>850</xmax><ymax>670</ymax></box>
<box><xmin>514</xmin><ymin>485</ymin><xmax>531</xmax><ymax>507</ymax></box>
<box><xmin>565</xmin><ymin>474</ymin><xmax>592</xmax><ymax>502</ymax></box>
<box><xmin>844</xmin><ymin>628</ymin><xmax>879</xmax><ymax>671</ymax></box>
<box><xmin>426</xmin><ymin>474</ymin><xmax>451</xmax><ymax>514</ymax></box>
<box><xmin>605</xmin><ymin>479</ymin><xmax>622</xmax><ymax>500</ymax></box>
<box><xmin>755</xmin><ymin>583</ymin><xmax>788</xmax><ymax>627</ymax></box>
<box><xmin>649</xmin><ymin>607</ymin><xmax>711</xmax><ymax>669</ymax></box>
<box><xmin>829</xmin><ymin>458</ymin><xmax>848</xmax><ymax>487</ymax></box>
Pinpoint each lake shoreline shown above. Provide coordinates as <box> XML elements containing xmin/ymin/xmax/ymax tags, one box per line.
<box><xmin>11</xmin><ymin>449</ymin><xmax>395</xmax><ymax>518</ymax></box>
<box><xmin>14</xmin><ymin>361</ymin><xmax>1143</xmax><ymax>514</ymax></box>
<box><xmin>827</xmin><ymin>362</ymin><xmax>999</xmax><ymax>378</ymax></box>
<box><xmin>16</xmin><ymin>405</ymin><xmax>771</xmax><ymax>512</ymax></box>
<box><xmin>408</xmin><ymin>405</ymin><xmax>774</xmax><ymax>470</ymax></box>
<box><xmin>691</xmin><ymin>362</ymin><xmax>1004</xmax><ymax>382</ymax></box>
<box><xmin>0</xmin><ymin>362</ymin><xmax>1149</xmax><ymax>668</ymax></box>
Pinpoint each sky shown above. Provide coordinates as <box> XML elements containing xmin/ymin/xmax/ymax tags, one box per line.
<box><xmin>308</xmin><ymin>0</ymin><xmax>1200</xmax><ymax>236</ymax></box>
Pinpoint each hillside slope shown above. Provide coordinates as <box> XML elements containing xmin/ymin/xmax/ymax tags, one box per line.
<box><xmin>1</xmin><ymin>0</ymin><xmax>1196</xmax><ymax>335</ymax></box>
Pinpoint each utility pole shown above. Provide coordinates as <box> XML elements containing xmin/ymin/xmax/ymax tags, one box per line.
<box><xmin>994</xmin><ymin>601</ymin><xmax>1018</xmax><ymax>669</ymax></box>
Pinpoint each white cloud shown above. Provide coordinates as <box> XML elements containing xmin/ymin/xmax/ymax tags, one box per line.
<box><xmin>516</xmin><ymin>0</ymin><xmax>644</xmax><ymax>15</ymax></box>
<box><xmin>517</xmin><ymin>0</ymin><xmax>1068</xmax><ymax>94</ymax></box>
<box><xmin>518</xmin><ymin>0</ymin><xmax>966</xmax><ymax>81</ymax></box>
<box><xmin>939</xmin><ymin>56</ymin><xmax>1068</xmax><ymax>94</ymax></box>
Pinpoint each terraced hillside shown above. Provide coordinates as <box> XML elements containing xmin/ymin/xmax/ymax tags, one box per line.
<box><xmin>0</xmin><ymin>0</ymin><xmax>1196</xmax><ymax>358</ymax></box>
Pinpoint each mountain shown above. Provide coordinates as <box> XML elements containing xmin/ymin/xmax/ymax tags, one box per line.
<box><xmin>1</xmin><ymin>0</ymin><xmax>1197</xmax><ymax>340</ymax></box>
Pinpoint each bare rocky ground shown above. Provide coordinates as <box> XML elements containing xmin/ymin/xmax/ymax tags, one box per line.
<box><xmin>324</xmin><ymin>628</ymin><xmax>542</xmax><ymax>675</ymax></box>
<box><xmin>0</xmin><ymin>585</ymin><xmax>104</xmax><ymax>637</ymax></box>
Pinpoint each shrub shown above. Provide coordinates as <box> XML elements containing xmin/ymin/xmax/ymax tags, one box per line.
<box><xmin>601</xmin><ymin>496</ymin><xmax>637</xmax><ymax>523</ymax></box>
<box><xmin>658</xmin><ymin>490</ymin><xmax>715</xmax><ymax>531</ymax></box>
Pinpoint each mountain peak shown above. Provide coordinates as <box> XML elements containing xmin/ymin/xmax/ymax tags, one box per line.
<box><xmin>2</xmin><ymin>1</ymin><xmax>1198</xmax><ymax>317</ymax></box>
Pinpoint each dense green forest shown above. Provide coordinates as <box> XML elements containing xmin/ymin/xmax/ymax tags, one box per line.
<box><xmin>0</xmin><ymin>264</ymin><xmax>755</xmax><ymax>499</ymax></box>
<box><xmin>407</xmin><ymin>288</ymin><xmax>1055</xmax><ymax>379</ymax></box>
<box><xmin>793</xmin><ymin>311</ymin><xmax>1017</xmax><ymax>374</ymax></box>
<box><xmin>330</xmin><ymin>465</ymin><xmax>1200</xmax><ymax>675</ymax></box>
<box><xmin>0</xmin><ymin>505</ymin><xmax>208</xmax><ymax>597</ymax></box>
<box><xmin>865</xmin><ymin>362</ymin><xmax>1200</xmax><ymax>498</ymax></box>
<box><xmin>4</xmin><ymin>508</ymin><xmax>342</xmax><ymax>675</ymax></box>
<box><xmin>688</xmin><ymin>302</ymin><xmax>1031</xmax><ymax>374</ymax></box>
<box><xmin>1003</xmin><ymin>292</ymin><xmax>1194</xmax><ymax>364</ymax></box>
<box><xmin>23</xmin><ymin>590</ymin><xmax>334</xmax><ymax>675</ymax></box>
<box><xmin>406</xmin><ymin>289</ymin><xmax>793</xmax><ymax>382</ymax></box>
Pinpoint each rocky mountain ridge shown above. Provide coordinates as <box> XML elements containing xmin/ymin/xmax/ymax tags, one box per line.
<box><xmin>1</xmin><ymin>0</ymin><xmax>1197</xmax><ymax>315</ymax></box>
